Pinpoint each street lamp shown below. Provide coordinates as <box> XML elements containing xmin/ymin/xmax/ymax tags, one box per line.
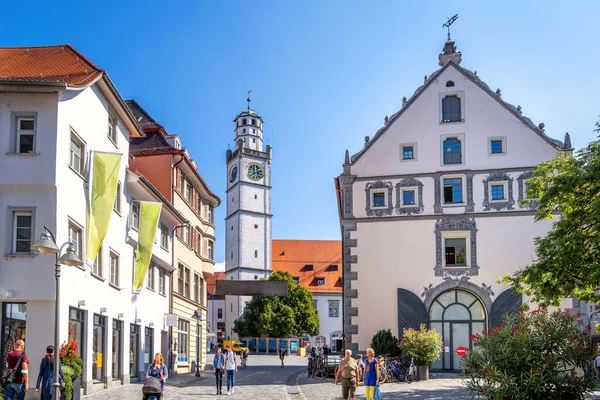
<box><xmin>31</xmin><ymin>226</ymin><xmax>83</xmax><ymax>400</ymax></box>
<box><xmin>191</xmin><ymin>310</ymin><xmax>205</xmax><ymax>377</ymax></box>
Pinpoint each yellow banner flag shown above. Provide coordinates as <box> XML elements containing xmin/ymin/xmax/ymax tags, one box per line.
<box><xmin>133</xmin><ymin>201</ymin><xmax>162</xmax><ymax>290</ymax></box>
<box><xmin>87</xmin><ymin>152</ymin><xmax>121</xmax><ymax>262</ymax></box>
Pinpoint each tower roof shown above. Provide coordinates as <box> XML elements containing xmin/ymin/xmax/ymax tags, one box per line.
<box><xmin>233</xmin><ymin>108</ymin><xmax>263</xmax><ymax>122</ymax></box>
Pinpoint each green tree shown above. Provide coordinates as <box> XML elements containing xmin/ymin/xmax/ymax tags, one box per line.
<box><xmin>503</xmin><ymin>120</ymin><xmax>600</xmax><ymax>305</ymax></box>
<box><xmin>370</xmin><ymin>329</ymin><xmax>401</xmax><ymax>356</ymax></box>
<box><xmin>233</xmin><ymin>271</ymin><xmax>320</xmax><ymax>338</ymax></box>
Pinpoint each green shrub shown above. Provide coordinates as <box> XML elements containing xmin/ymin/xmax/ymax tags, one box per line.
<box><xmin>370</xmin><ymin>329</ymin><xmax>401</xmax><ymax>356</ymax></box>
<box><xmin>62</xmin><ymin>365</ymin><xmax>75</xmax><ymax>400</ymax></box>
<box><xmin>399</xmin><ymin>324</ymin><xmax>443</xmax><ymax>365</ymax></box>
<box><xmin>463</xmin><ymin>307</ymin><xmax>595</xmax><ymax>399</ymax></box>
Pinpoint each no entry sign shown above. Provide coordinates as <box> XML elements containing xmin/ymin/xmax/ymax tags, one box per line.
<box><xmin>456</xmin><ymin>346</ymin><xmax>467</xmax><ymax>356</ymax></box>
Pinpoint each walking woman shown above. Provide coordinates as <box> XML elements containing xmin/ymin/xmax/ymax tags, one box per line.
<box><xmin>213</xmin><ymin>347</ymin><xmax>225</xmax><ymax>395</ymax></box>
<box><xmin>35</xmin><ymin>346</ymin><xmax>64</xmax><ymax>400</ymax></box>
<box><xmin>363</xmin><ymin>348</ymin><xmax>380</xmax><ymax>400</ymax></box>
<box><xmin>146</xmin><ymin>353</ymin><xmax>168</xmax><ymax>400</ymax></box>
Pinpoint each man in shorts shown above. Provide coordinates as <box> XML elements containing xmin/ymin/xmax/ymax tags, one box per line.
<box><xmin>335</xmin><ymin>349</ymin><xmax>359</xmax><ymax>400</ymax></box>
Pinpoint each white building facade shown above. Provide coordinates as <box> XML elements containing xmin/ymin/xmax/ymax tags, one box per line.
<box><xmin>0</xmin><ymin>45</ymin><xmax>177</xmax><ymax>396</ymax></box>
<box><xmin>224</xmin><ymin>105</ymin><xmax>273</xmax><ymax>340</ymax></box>
<box><xmin>335</xmin><ymin>39</ymin><xmax>573</xmax><ymax>371</ymax></box>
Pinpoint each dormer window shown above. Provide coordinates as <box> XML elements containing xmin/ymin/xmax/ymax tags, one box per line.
<box><xmin>442</xmin><ymin>95</ymin><xmax>461</xmax><ymax>123</ymax></box>
<box><xmin>304</xmin><ymin>264</ymin><xmax>313</xmax><ymax>271</ymax></box>
<box><xmin>446</xmin><ymin>81</ymin><xmax>455</xmax><ymax>87</ymax></box>
<box><xmin>293</xmin><ymin>277</ymin><xmax>299</xmax><ymax>284</ymax></box>
<box><xmin>316</xmin><ymin>278</ymin><xmax>325</xmax><ymax>286</ymax></box>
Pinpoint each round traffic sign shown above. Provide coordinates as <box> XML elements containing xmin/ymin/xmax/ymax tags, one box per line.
<box><xmin>456</xmin><ymin>346</ymin><xmax>467</xmax><ymax>356</ymax></box>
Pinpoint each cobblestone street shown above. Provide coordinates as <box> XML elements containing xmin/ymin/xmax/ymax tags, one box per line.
<box><xmin>81</xmin><ymin>355</ymin><xmax>600</xmax><ymax>399</ymax></box>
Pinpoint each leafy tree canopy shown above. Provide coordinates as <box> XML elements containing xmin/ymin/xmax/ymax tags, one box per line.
<box><xmin>503</xmin><ymin>120</ymin><xmax>600</xmax><ymax>305</ymax></box>
<box><xmin>233</xmin><ymin>270</ymin><xmax>320</xmax><ymax>338</ymax></box>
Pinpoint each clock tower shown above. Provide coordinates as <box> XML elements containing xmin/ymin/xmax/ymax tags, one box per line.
<box><xmin>224</xmin><ymin>100</ymin><xmax>273</xmax><ymax>340</ymax></box>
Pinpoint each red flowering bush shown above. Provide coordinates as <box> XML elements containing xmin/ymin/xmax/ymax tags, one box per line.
<box><xmin>399</xmin><ymin>324</ymin><xmax>443</xmax><ymax>365</ymax></box>
<box><xmin>464</xmin><ymin>307</ymin><xmax>595</xmax><ymax>399</ymax></box>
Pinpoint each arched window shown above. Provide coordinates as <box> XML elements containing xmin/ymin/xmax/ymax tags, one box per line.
<box><xmin>251</xmin><ymin>119</ymin><xmax>256</xmax><ymax>125</ymax></box>
<box><xmin>443</xmin><ymin>137</ymin><xmax>462</xmax><ymax>165</ymax></box>
<box><xmin>242</xmin><ymin>118</ymin><xmax>247</xmax><ymax>125</ymax></box>
<box><xmin>442</xmin><ymin>95</ymin><xmax>461</xmax><ymax>122</ymax></box>
<box><xmin>446</xmin><ymin>81</ymin><xmax>455</xmax><ymax>87</ymax></box>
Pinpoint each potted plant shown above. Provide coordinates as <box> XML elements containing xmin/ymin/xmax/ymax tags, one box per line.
<box><xmin>59</xmin><ymin>339</ymin><xmax>83</xmax><ymax>400</ymax></box>
<box><xmin>399</xmin><ymin>324</ymin><xmax>443</xmax><ymax>381</ymax></box>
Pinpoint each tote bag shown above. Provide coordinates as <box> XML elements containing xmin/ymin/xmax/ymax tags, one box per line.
<box><xmin>375</xmin><ymin>384</ymin><xmax>381</xmax><ymax>400</ymax></box>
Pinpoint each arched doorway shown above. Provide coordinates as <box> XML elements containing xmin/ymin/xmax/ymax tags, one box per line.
<box><xmin>429</xmin><ymin>289</ymin><xmax>486</xmax><ymax>371</ymax></box>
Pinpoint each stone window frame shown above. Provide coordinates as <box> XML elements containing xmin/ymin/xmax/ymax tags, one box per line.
<box><xmin>440</xmin><ymin>134</ymin><xmax>465</xmax><ymax>166</ymax></box>
<box><xmin>395</xmin><ymin>177</ymin><xmax>424</xmax><ymax>215</ymax></box>
<box><xmin>439</xmin><ymin>91</ymin><xmax>466</xmax><ymax>124</ymax></box>
<box><xmin>488</xmin><ymin>136</ymin><xmax>507</xmax><ymax>157</ymax></box>
<box><xmin>365</xmin><ymin>181</ymin><xmax>393</xmax><ymax>217</ymax></box>
<box><xmin>434</xmin><ymin>218</ymin><xmax>479</xmax><ymax>277</ymax></box>
<box><xmin>482</xmin><ymin>172</ymin><xmax>515</xmax><ymax>211</ymax></box>
<box><xmin>434</xmin><ymin>172</ymin><xmax>474</xmax><ymax>213</ymax></box>
<box><xmin>400</xmin><ymin>142</ymin><xmax>418</xmax><ymax>162</ymax></box>
<box><xmin>517</xmin><ymin>171</ymin><xmax>539</xmax><ymax>210</ymax></box>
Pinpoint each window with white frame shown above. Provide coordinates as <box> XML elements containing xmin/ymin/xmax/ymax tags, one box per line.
<box><xmin>371</xmin><ymin>190</ymin><xmax>387</xmax><ymax>208</ymax></box>
<box><xmin>113</xmin><ymin>182</ymin><xmax>122</xmax><ymax>213</ymax></box>
<box><xmin>177</xmin><ymin>320</ymin><xmax>189</xmax><ymax>364</ymax></box>
<box><xmin>328</xmin><ymin>300</ymin><xmax>339</xmax><ymax>318</ymax></box>
<box><xmin>160</xmin><ymin>224</ymin><xmax>168</xmax><ymax>249</ymax></box>
<box><xmin>92</xmin><ymin>246</ymin><xmax>102</xmax><ymax>277</ymax></box>
<box><xmin>16</xmin><ymin>117</ymin><xmax>35</xmax><ymax>153</ymax></box>
<box><xmin>108</xmin><ymin>113</ymin><xmax>117</xmax><ymax>143</ymax></box>
<box><xmin>208</xmin><ymin>241</ymin><xmax>214</xmax><ymax>260</ymax></box>
<box><xmin>316</xmin><ymin>278</ymin><xmax>325</xmax><ymax>286</ymax></box>
<box><xmin>147</xmin><ymin>264</ymin><xmax>155</xmax><ymax>290</ymax></box>
<box><xmin>70</xmin><ymin>132</ymin><xmax>84</xmax><ymax>174</ymax></box>
<box><xmin>13</xmin><ymin>211</ymin><xmax>33</xmax><ymax>254</ymax></box>
<box><xmin>185</xmin><ymin>180</ymin><xmax>192</xmax><ymax>203</ymax></box>
<box><xmin>443</xmin><ymin>177</ymin><xmax>464</xmax><ymax>204</ymax></box>
<box><xmin>401</xmin><ymin>188</ymin><xmax>416</xmax><ymax>206</ymax></box>
<box><xmin>131</xmin><ymin>202</ymin><xmax>140</xmax><ymax>230</ymax></box>
<box><xmin>109</xmin><ymin>251</ymin><xmax>119</xmax><ymax>286</ymax></box>
<box><xmin>208</xmin><ymin>205</ymin><xmax>214</xmax><ymax>223</ymax></box>
<box><xmin>158</xmin><ymin>269</ymin><xmax>165</xmax><ymax>295</ymax></box>
<box><xmin>444</xmin><ymin>237</ymin><xmax>467</xmax><ymax>267</ymax></box>
<box><xmin>178</xmin><ymin>263</ymin><xmax>190</xmax><ymax>299</ymax></box>
<box><xmin>489</xmin><ymin>137</ymin><xmax>506</xmax><ymax>155</ymax></box>
<box><xmin>490</xmin><ymin>183</ymin><xmax>506</xmax><ymax>201</ymax></box>
<box><xmin>68</xmin><ymin>220</ymin><xmax>83</xmax><ymax>258</ymax></box>
<box><xmin>400</xmin><ymin>143</ymin><xmax>417</xmax><ymax>161</ymax></box>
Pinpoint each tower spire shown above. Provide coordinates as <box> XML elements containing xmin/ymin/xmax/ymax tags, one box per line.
<box><xmin>439</xmin><ymin>14</ymin><xmax>462</xmax><ymax>66</ymax></box>
<box><xmin>247</xmin><ymin>90</ymin><xmax>252</xmax><ymax>111</ymax></box>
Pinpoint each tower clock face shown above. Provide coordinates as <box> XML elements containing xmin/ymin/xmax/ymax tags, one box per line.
<box><xmin>247</xmin><ymin>164</ymin><xmax>264</xmax><ymax>180</ymax></box>
<box><xmin>230</xmin><ymin>166</ymin><xmax>238</xmax><ymax>183</ymax></box>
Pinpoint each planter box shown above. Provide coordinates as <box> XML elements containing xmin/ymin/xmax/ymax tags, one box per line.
<box><xmin>417</xmin><ymin>365</ymin><xmax>429</xmax><ymax>381</ymax></box>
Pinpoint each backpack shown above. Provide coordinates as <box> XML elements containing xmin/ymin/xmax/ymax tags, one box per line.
<box><xmin>1</xmin><ymin>352</ymin><xmax>26</xmax><ymax>388</ymax></box>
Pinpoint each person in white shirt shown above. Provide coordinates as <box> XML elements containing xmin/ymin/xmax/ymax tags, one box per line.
<box><xmin>224</xmin><ymin>346</ymin><xmax>237</xmax><ymax>396</ymax></box>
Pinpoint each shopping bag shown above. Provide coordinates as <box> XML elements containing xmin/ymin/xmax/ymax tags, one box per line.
<box><xmin>375</xmin><ymin>384</ymin><xmax>381</xmax><ymax>400</ymax></box>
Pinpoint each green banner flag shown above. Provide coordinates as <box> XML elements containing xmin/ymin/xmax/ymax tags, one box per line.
<box><xmin>133</xmin><ymin>201</ymin><xmax>162</xmax><ymax>290</ymax></box>
<box><xmin>87</xmin><ymin>152</ymin><xmax>122</xmax><ymax>262</ymax></box>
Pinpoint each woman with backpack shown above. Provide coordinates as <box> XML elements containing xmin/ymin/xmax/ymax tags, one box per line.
<box><xmin>212</xmin><ymin>347</ymin><xmax>225</xmax><ymax>395</ymax></box>
<box><xmin>35</xmin><ymin>345</ymin><xmax>64</xmax><ymax>400</ymax></box>
<box><xmin>145</xmin><ymin>353</ymin><xmax>168</xmax><ymax>400</ymax></box>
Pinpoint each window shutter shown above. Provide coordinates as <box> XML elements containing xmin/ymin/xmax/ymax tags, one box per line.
<box><xmin>175</xmin><ymin>168</ymin><xmax>181</xmax><ymax>190</ymax></box>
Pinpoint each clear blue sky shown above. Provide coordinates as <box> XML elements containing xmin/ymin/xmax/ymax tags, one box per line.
<box><xmin>3</xmin><ymin>1</ymin><xmax>599</xmax><ymax>264</ymax></box>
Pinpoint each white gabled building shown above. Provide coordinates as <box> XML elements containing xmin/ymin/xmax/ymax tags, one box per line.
<box><xmin>335</xmin><ymin>38</ymin><xmax>573</xmax><ymax>371</ymax></box>
<box><xmin>0</xmin><ymin>45</ymin><xmax>177</xmax><ymax>397</ymax></box>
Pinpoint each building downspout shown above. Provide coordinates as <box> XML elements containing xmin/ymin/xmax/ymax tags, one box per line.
<box><xmin>335</xmin><ymin>182</ymin><xmax>345</xmax><ymax>352</ymax></box>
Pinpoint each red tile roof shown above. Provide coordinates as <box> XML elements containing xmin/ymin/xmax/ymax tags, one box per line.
<box><xmin>129</xmin><ymin>132</ymin><xmax>180</xmax><ymax>157</ymax></box>
<box><xmin>0</xmin><ymin>45</ymin><xmax>103</xmax><ymax>88</ymax></box>
<box><xmin>206</xmin><ymin>272</ymin><xmax>226</xmax><ymax>295</ymax></box>
<box><xmin>273</xmin><ymin>240</ymin><xmax>342</xmax><ymax>294</ymax></box>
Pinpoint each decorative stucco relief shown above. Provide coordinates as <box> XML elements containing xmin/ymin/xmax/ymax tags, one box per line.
<box><xmin>395</xmin><ymin>177</ymin><xmax>424</xmax><ymax>215</ymax></box>
<box><xmin>434</xmin><ymin>218</ymin><xmax>479</xmax><ymax>277</ymax></box>
<box><xmin>517</xmin><ymin>171</ymin><xmax>539</xmax><ymax>210</ymax></box>
<box><xmin>482</xmin><ymin>172</ymin><xmax>515</xmax><ymax>211</ymax></box>
<box><xmin>339</xmin><ymin>175</ymin><xmax>356</xmax><ymax>218</ymax></box>
<box><xmin>433</xmin><ymin>173</ymin><xmax>474</xmax><ymax>213</ymax></box>
<box><xmin>365</xmin><ymin>181</ymin><xmax>393</xmax><ymax>217</ymax></box>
